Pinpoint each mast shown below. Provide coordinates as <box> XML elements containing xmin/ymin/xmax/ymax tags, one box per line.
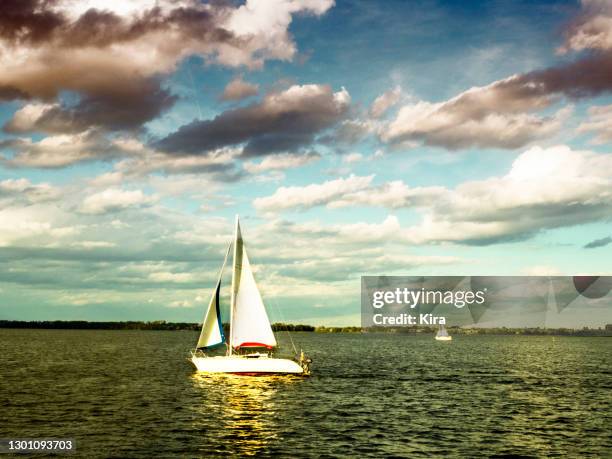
<box><xmin>228</xmin><ymin>215</ymin><xmax>239</xmax><ymax>356</ymax></box>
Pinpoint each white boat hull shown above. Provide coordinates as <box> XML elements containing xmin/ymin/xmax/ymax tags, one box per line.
<box><xmin>190</xmin><ymin>355</ymin><xmax>306</xmax><ymax>375</ymax></box>
<box><xmin>435</xmin><ymin>335</ymin><xmax>452</xmax><ymax>341</ymax></box>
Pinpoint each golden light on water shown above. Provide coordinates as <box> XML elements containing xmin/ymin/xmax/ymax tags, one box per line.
<box><xmin>190</xmin><ymin>373</ymin><xmax>303</xmax><ymax>456</ymax></box>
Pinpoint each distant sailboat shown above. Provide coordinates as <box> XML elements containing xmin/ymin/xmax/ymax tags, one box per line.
<box><xmin>435</xmin><ymin>323</ymin><xmax>452</xmax><ymax>341</ymax></box>
<box><xmin>190</xmin><ymin>216</ymin><xmax>311</xmax><ymax>375</ymax></box>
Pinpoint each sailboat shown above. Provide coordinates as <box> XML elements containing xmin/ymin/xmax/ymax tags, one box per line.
<box><xmin>189</xmin><ymin>216</ymin><xmax>311</xmax><ymax>375</ymax></box>
<box><xmin>435</xmin><ymin>323</ymin><xmax>452</xmax><ymax>341</ymax></box>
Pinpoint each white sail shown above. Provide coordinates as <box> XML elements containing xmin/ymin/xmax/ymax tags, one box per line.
<box><xmin>196</xmin><ymin>243</ymin><xmax>230</xmax><ymax>349</ymax></box>
<box><xmin>436</xmin><ymin>324</ymin><xmax>449</xmax><ymax>337</ymax></box>
<box><xmin>230</xmin><ymin>219</ymin><xmax>277</xmax><ymax>349</ymax></box>
<box><xmin>196</xmin><ymin>281</ymin><xmax>224</xmax><ymax>349</ymax></box>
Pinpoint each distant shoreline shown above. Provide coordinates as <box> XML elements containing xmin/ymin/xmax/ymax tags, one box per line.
<box><xmin>0</xmin><ymin>320</ymin><xmax>610</xmax><ymax>336</ymax></box>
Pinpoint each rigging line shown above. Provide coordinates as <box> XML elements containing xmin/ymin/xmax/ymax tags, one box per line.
<box><xmin>267</xmin><ymin>293</ymin><xmax>298</xmax><ymax>356</ymax></box>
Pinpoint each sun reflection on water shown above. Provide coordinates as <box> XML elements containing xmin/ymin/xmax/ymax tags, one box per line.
<box><xmin>190</xmin><ymin>373</ymin><xmax>303</xmax><ymax>456</ymax></box>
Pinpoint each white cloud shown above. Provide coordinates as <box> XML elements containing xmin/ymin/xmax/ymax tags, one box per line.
<box><xmin>149</xmin><ymin>272</ymin><xmax>195</xmax><ymax>283</ymax></box>
<box><xmin>253</xmin><ymin>174</ymin><xmax>374</xmax><ymax>211</ymax></box>
<box><xmin>329</xmin><ymin>181</ymin><xmax>445</xmax><ymax>209</ymax></box>
<box><xmin>253</xmin><ymin>145</ymin><xmax>612</xmax><ymax>245</ymax></box>
<box><xmin>80</xmin><ymin>188</ymin><xmax>158</xmax><ymax>215</ymax></box>
<box><xmin>253</xmin><ymin>174</ymin><xmax>445</xmax><ymax>211</ymax></box>
<box><xmin>404</xmin><ymin>145</ymin><xmax>612</xmax><ymax>244</ymax></box>
<box><xmin>382</xmin><ymin>76</ymin><xmax>571</xmax><ymax>149</ymax></box>
<box><xmin>578</xmin><ymin>104</ymin><xmax>612</xmax><ymax>144</ymax></box>
<box><xmin>88</xmin><ymin>146</ymin><xmax>240</xmax><ymax>190</ymax></box>
<box><xmin>4</xmin><ymin>103</ymin><xmax>60</xmax><ymax>132</ymax></box>
<box><xmin>0</xmin><ymin>0</ymin><xmax>336</xmax><ymax>104</ymax></box>
<box><xmin>71</xmin><ymin>240</ymin><xmax>117</xmax><ymax>249</ymax></box>
<box><xmin>370</xmin><ymin>86</ymin><xmax>402</xmax><ymax>118</ymax></box>
<box><xmin>559</xmin><ymin>0</ymin><xmax>612</xmax><ymax>53</ymax></box>
<box><xmin>0</xmin><ymin>178</ymin><xmax>61</xmax><ymax>205</ymax></box>
<box><xmin>220</xmin><ymin>76</ymin><xmax>259</xmax><ymax>101</ymax></box>
<box><xmin>342</xmin><ymin>153</ymin><xmax>363</xmax><ymax>164</ymax></box>
<box><xmin>0</xmin><ymin>205</ymin><xmax>81</xmax><ymax>247</ymax></box>
<box><xmin>223</xmin><ymin>0</ymin><xmax>335</xmax><ymax>68</ymax></box>
<box><xmin>168</xmin><ymin>299</ymin><xmax>194</xmax><ymax>308</ymax></box>
<box><xmin>244</xmin><ymin>152</ymin><xmax>320</xmax><ymax>173</ymax></box>
<box><xmin>2</xmin><ymin>130</ymin><xmax>136</xmax><ymax>168</ymax></box>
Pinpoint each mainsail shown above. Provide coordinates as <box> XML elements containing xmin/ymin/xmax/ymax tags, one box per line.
<box><xmin>229</xmin><ymin>218</ymin><xmax>277</xmax><ymax>350</ymax></box>
<box><xmin>196</xmin><ymin>243</ymin><xmax>231</xmax><ymax>349</ymax></box>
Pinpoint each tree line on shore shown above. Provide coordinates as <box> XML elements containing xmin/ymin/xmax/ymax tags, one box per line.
<box><xmin>0</xmin><ymin>321</ymin><xmax>609</xmax><ymax>336</ymax></box>
<box><xmin>0</xmin><ymin>320</ymin><xmax>315</xmax><ymax>332</ymax></box>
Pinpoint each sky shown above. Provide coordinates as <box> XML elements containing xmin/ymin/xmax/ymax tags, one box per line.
<box><xmin>0</xmin><ymin>0</ymin><xmax>611</xmax><ymax>327</ymax></box>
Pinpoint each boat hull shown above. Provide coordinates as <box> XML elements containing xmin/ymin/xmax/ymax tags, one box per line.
<box><xmin>190</xmin><ymin>355</ymin><xmax>306</xmax><ymax>375</ymax></box>
<box><xmin>435</xmin><ymin>336</ymin><xmax>452</xmax><ymax>341</ymax></box>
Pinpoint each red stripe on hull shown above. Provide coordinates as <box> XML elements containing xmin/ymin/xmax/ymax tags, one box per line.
<box><xmin>235</xmin><ymin>342</ymin><xmax>274</xmax><ymax>349</ymax></box>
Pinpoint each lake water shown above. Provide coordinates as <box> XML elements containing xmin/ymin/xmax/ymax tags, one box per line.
<box><xmin>1</xmin><ymin>330</ymin><xmax>610</xmax><ymax>457</ymax></box>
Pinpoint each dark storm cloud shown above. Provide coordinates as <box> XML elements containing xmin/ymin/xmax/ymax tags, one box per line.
<box><xmin>0</xmin><ymin>0</ymin><xmax>63</xmax><ymax>45</ymax></box>
<box><xmin>0</xmin><ymin>0</ymin><xmax>226</xmax><ymax>50</ymax></box>
<box><xmin>523</xmin><ymin>50</ymin><xmax>612</xmax><ymax>98</ymax></box>
<box><xmin>0</xmin><ymin>0</ymin><xmax>233</xmax><ymax>133</ymax></box>
<box><xmin>0</xmin><ymin>86</ymin><xmax>30</xmax><ymax>100</ymax></box>
<box><xmin>154</xmin><ymin>85</ymin><xmax>350</xmax><ymax>156</ymax></box>
<box><xmin>58</xmin><ymin>6</ymin><xmax>230</xmax><ymax>49</ymax></box>
<box><xmin>4</xmin><ymin>80</ymin><xmax>177</xmax><ymax>134</ymax></box>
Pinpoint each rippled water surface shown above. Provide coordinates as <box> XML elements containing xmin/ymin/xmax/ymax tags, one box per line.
<box><xmin>1</xmin><ymin>330</ymin><xmax>611</xmax><ymax>457</ymax></box>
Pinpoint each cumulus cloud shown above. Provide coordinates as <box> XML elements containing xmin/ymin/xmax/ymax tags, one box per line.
<box><xmin>578</xmin><ymin>104</ymin><xmax>612</xmax><ymax>144</ymax></box>
<box><xmin>114</xmin><ymin>146</ymin><xmax>241</xmax><ymax>178</ymax></box>
<box><xmin>560</xmin><ymin>0</ymin><xmax>612</xmax><ymax>53</ymax></box>
<box><xmin>0</xmin><ymin>0</ymin><xmax>334</xmax><ymax>134</ymax></box>
<box><xmin>244</xmin><ymin>151</ymin><xmax>320</xmax><ymax>173</ymax></box>
<box><xmin>329</xmin><ymin>181</ymin><xmax>445</xmax><ymax>209</ymax></box>
<box><xmin>406</xmin><ymin>145</ymin><xmax>612</xmax><ymax>244</ymax></box>
<box><xmin>80</xmin><ymin>188</ymin><xmax>158</xmax><ymax>215</ymax></box>
<box><xmin>220</xmin><ymin>76</ymin><xmax>259</xmax><ymax>101</ymax></box>
<box><xmin>155</xmin><ymin>84</ymin><xmax>350</xmax><ymax>156</ymax></box>
<box><xmin>254</xmin><ymin>174</ymin><xmax>373</xmax><ymax>211</ymax></box>
<box><xmin>1</xmin><ymin>130</ymin><xmax>135</xmax><ymax>168</ymax></box>
<box><xmin>0</xmin><ymin>178</ymin><xmax>60</xmax><ymax>207</ymax></box>
<box><xmin>245</xmin><ymin>216</ymin><xmax>460</xmax><ymax>278</ymax></box>
<box><xmin>3</xmin><ymin>83</ymin><xmax>176</xmax><ymax>134</ymax></box>
<box><xmin>370</xmin><ymin>86</ymin><xmax>402</xmax><ymax>118</ymax></box>
<box><xmin>223</xmin><ymin>0</ymin><xmax>334</xmax><ymax>67</ymax></box>
<box><xmin>255</xmin><ymin>146</ymin><xmax>612</xmax><ymax>245</ymax></box>
<box><xmin>253</xmin><ymin>175</ymin><xmax>445</xmax><ymax>212</ymax></box>
<box><xmin>383</xmin><ymin>76</ymin><xmax>572</xmax><ymax>149</ymax></box>
<box><xmin>383</xmin><ymin>0</ymin><xmax>612</xmax><ymax>150</ymax></box>
<box><xmin>0</xmin><ymin>204</ymin><xmax>81</xmax><ymax>247</ymax></box>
